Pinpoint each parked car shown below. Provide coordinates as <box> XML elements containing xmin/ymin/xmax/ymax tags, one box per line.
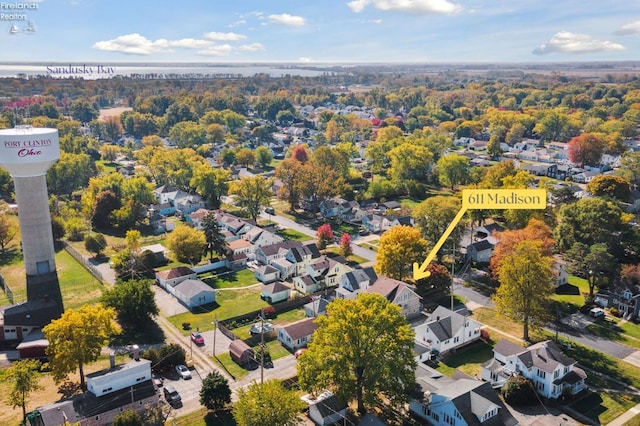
<box><xmin>152</xmin><ymin>373</ymin><xmax>163</xmax><ymax>387</ymax></box>
<box><xmin>294</xmin><ymin>348</ymin><xmax>307</xmax><ymax>358</ymax></box>
<box><xmin>265</xmin><ymin>207</ymin><xmax>275</xmax><ymax>215</ymax></box>
<box><xmin>358</xmin><ymin>228</ymin><xmax>370</xmax><ymax>236</ymax></box>
<box><xmin>175</xmin><ymin>364</ymin><xmax>192</xmax><ymax>380</ymax></box>
<box><xmin>163</xmin><ymin>384</ymin><xmax>181</xmax><ymax>405</ymax></box>
<box><xmin>191</xmin><ymin>332</ymin><xmax>204</xmax><ymax>345</ymax></box>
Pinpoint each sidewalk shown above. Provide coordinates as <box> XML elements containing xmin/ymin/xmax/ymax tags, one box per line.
<box><xmin>607</xmin><ymin>402</ymin><xmax>640</xmax><ymax>426</ymax></box>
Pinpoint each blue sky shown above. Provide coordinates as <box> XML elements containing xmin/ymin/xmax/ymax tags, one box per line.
<box><xmin>2</xmin><ymin>0</ymin><xmax>640</xmax><ymax>63</ymax></box>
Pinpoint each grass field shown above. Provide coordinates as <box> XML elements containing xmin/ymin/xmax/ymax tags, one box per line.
<box><xmin>201</xmin><ymin>269</ymin><xmax>258</xmax><ymax>289</ymax></box>
<box><xmin>552</xmin><ymin>275</ymin><xmax>589</xmax><ymax>308</ymax></box>
<box><xmin>276</xmin><ymin>228</ymin><xmax>312</xmax><ymax>242</ymax></box>
<box><xmin>434</xmin><ymin>341</ymin><xmax>494</xmax><ymax>377</ymax></box>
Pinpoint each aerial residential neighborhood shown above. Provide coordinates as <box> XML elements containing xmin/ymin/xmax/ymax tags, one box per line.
<box><xmin>0</xmin><ymin>59</ymin><xmax>640</xmax><ymax>426</ymax></box>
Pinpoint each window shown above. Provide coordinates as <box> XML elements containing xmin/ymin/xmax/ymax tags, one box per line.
<box><xmin>554</xmin><ymin>370</ymin><xmax>560</xmax><ymax>379</ymax></box>
<box><xmin>537</xmin><ymin>369</ymin><xmax>546</xmax><ymax>379</ymax></box>
<box><xmin>454</xmin><ymin>336</ymin><xmax>459</xmax><ymax>343</ymax></box>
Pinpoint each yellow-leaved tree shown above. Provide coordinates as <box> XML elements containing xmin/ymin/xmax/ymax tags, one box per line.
<box><xmin>43</xmin><ymin>304</ymin><xmax>121</xmax><ymax>390</ymax></box>
<box><xmin>375</xmin><ymin>225</ymin><xmax>428</xmax><ymax>281</ymax></box>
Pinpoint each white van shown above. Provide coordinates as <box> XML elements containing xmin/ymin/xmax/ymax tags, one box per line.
<box><xmin>590</xmin><ymin>307</ymin><xmax>605</xmax><ymax>319</ymax></box>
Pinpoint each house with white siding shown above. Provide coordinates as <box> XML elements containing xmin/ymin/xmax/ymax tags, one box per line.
<box><xmin>413</xmin><ymin>306</ymin><xmax>482</xmax><ymax>358</ymax></box>
<box><xmin>367</xmin><ymin>276</ymin><xmax>422</xmax><ymax>319</ymax></box>
<box><xmin>277</xmin><ymin>317</ymin><xmax>319</xmax><ymax>350</ymax></box>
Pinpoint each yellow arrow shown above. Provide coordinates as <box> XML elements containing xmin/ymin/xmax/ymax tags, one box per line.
<box><xmin>412</xmin><ymin>188</ymin><xmax>547</xmax><ymax>280</ymax></box>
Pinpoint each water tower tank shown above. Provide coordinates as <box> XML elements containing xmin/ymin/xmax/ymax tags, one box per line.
<box><xmin>0</xmin><ymin>127</ymin><xmax>60</xmax><ymax>177</ymax></box>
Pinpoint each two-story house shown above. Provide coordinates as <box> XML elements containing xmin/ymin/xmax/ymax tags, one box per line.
<box><xmin>482</xmin><ymin>339</ymin><xmax>587</xmax><ymax>400</ymax></box>
<box><xmin>367</xmin><ymin>277</ymin><xmax>422</xmax><ymax>319</ymax></box>
<box><xmin>414</xmin><ymin>306</ymin><xmax>482</xmax><ymax>359</ymax></box>
<box><xmin>335</xmin><ymin>267</ymin><xmax>378</xmax><ymax>300</ymax></box>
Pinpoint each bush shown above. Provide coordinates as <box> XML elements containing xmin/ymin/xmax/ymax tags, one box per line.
<box><xmin>182</xmin><ymin>322</ymin><xmax>191</xmax><ymax>330</ymax></box>
<box><xmin>263</xmin><ymin>306</ymin><xmax>276</xmax><ymax>319</ymax></box>
<box><xmin>610</xmin><ymin>307</ymin><xmax>621</xmax><ymax>317</ymax></box>
<box><xmin>502</xmin><ymin>375</ymin><xmax>537</xmax><ymax>406</ymax></box>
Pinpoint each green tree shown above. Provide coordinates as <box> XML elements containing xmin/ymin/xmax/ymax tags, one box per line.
<box><xmin>0</xmin><ymin>213</ymin><xmax>17</xmax><ymax>253</ymax></box>
<box><xmin>112</xmin><ymin>409</ymin><xmax>143</xmax><ymax>426</ymax></box>
<box><xmin>6</xmin><ymin>359</ymin><xmax>42</xmax><ymax>424</ymax></box>
<box><xmin>375</xmin><ymin>225</ymin><xmax>428</xmax><ymax>280</ymax></box>
<box><xmin>494</xmin><ymin>240</ymin><xmax>554</xmax><ymax>342</ymax></box>
<box><xmin>190</xmin><ymin>164</ymin><xmax>230</xmax><ymax>209</ymax></box>
<box><xmin>298</xmin><ymin>293</ymin><xmax>416</xmax><ymax>415</ymax></box>
<box><xmin>275</xmin><ymin>158</ymin><xmax>303</xmax><ymax>211</ymax></box>
<box><xmin>412</xmin><ymin>196</ymin><xmax>465</xmax><ymax>261</ymax></box>
<box><xmin>84</xmin><ymin>233</ymin><xmax>107</xmax><ymax>258</ymax></box>
<box><xmin>100</xmin><ymin>144</ymin><xmax>121</xmax><ymax>162</ymax></box>
<box><xmin>235</xmin><ymin>148</ymin><xmax>256</xmax><ymax>168</ymax></box>
<box><xmin>298</xmin><ymin>161</ymin><xmax>344</xmax><ymax>214</ymax></box>
<box><xmin>202</xmin><ymin>211</ymin><xmax>227</xmax><ymax>260</ymax></box>
<box><xmin>533</xmin><ymin>109</ymin><xmax>569</xmax><ymax>143</ymax></box>
<box><xmin>617</xmin><ymin>151</ymin><xmax>640</xmax><ymax>189</ymax></box>
<box><xmin>168</xmin><ymin>121</ymin><xmax>206</xmax><ymax>148</ymax></box>
<box><xmin>101</xmin><ymin>279</ymin><xmax>159</xmax><ymax>329</ymax></box>
<box><xmin>388</xmin><ymin>143</ymin><xmax>433</xmax><ymax>194</ymax></box>
<box><xmin>43</xmin><ymin>304</ymin><xmax>121</xmax><ymax>390</ymax></box>
<box><xmin>487</xmin><ymin>134</ymin><xmax>502</xmax><ymax>158</ymax></box>
<box><xmin>437</xmin><ymin>153</ymin><xmax>470</xmax><ymax>190</ymax></box>
<box><xmin>199</xmin><ymin>371</ymin><xmax>232</xmax><ymax>413</ymax></box>
<box><xmin>166</xmin><ymin>225</ymin><xmax>206</xmax><ymax>264</ymax></box>
<box><xmin>233</xmin><ymin>379</ymin><xmax>305</xmax><ymax>426</ymax></box>
<box><xmin>47</xmin><ymin>152</ymin><xmax>95</xmax><ymax>197</ymax></box>
<box><xmin>566</xmin><ymin>242</ymin><xmax>618</xmax><ymax>296</ymax></box>
<box><xmin>70</xmin><ymin>99</ymin><xmax>98</xmax><ymax>123</ymax></box>
<box><xmin>255</xmin><ymin>145</ymin><xmax>273</xmax><ymax>167</ymax></box>
<box><xmin>229</xmin><ymin>176</ymin><xmax>273</xmax><ymax>221</ymax></box>
<box><xmin>586</xmin><ymin>175</ymin><xmax>631</xmax><ymax>200</ymax></box>
<box><xmin>103</xmin><ymin>116</ymin><xmax>124</xmax><ymax>142</ymax></box>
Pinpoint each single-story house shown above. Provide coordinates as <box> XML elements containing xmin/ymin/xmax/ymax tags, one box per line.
<box><xmin>367</xmin><ymin>276</ymin><xmax>422</xmax><ymax>319</ymax></box>
<box><xmin>413</xmin><ymin>306</ymin><xmax>482</xmax><ymax>358</ymax></box>
<box><xmin>229</xmin><ymin>340</ymin><xmax>255</xmax><ymax>367</ymax></box>
<box><xmin>140</xmin><ymin>243</ymin><xmax>169</xmax><ymax>264</ymax></box>
<box><xmin>277</xmin><ymin>317</ymin><xmax>319</xmax><ymax>350</ymax></box>
<box><xmin>261</xmin><ymin>281</ymin><xmax>291</xmax><ymax>304</ymax></box>
<box><xmin>155</xmin><ymin>267</ymin><xmax>197</xmax><ymax>289</ymax></box>
<box><xmin>172</xmin><ymin>279</ymin><xmax>216</xmax><ymax>309</ymax></box>
<box><xmin>304</xmin><ymin>297</ymin><xmax>330</xmax><ymax>318</ymax></box>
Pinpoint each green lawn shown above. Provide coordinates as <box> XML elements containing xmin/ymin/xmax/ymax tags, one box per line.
<box><xmin>569</xmin><ymin>390</ymin><xmax>640</xmax><ymax>425</ymax></box>
<box><xmin>585</xmin><ymin>321</ymin><xmax>640</xmax><ymax>350</ymax></box>
<box><xmin>261</xmin><ymin>339</ymin><xmax>292</xmax><ymax>361</ymax></box>
<box><xmin>552</xmin><ymin>275</ymin><xmax>590</xmax><ymax>308</ymax></box>
<box><xmin>620</xmin><ymin>322</ymin><xmax>640</xmax><ymax>341</ymax></box>
<box><xmin>324</xmin><ymin>248</ymin><xmax>370</xmax><ymax>265</ymax></box>
<box><xmin>624</xmin><ymin>413</ymin><xmax>640</xmax><ymax>425</ymax></box>
<box><xmin>434</xmin><ymin>341</ymin><xmax>494</xmax><ymax>377</ymax></box>
<box><xmin>276</xmin><ymin>228</ymin><xmax>313</xmax><ymax>242</ymax></box>
<box><xmin>168</xmin><ymin>287</ymin><xmax>269</xmax><ymax>334</ymax></box>
<box><xmin>231</xmin><ymin>308</ymin><xmax>307</xmax><ymax>340</ymax></box>
<box><xmin>212</xmin><ymin>352</ymin><xmax>250</xmax><ymax>379</ymax></box>
<box><xmin>201</xmin><ymin>269</ymin><xmax>258</xmax><ymax>289</ymax></box>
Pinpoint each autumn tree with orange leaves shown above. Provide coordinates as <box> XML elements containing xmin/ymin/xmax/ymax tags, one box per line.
<box><xmin>489</xmin><ymin>218</ymin><xmax>554</xmax><ymax>277</ymax></box>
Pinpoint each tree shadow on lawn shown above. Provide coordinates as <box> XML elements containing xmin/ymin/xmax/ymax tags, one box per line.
<box><xmin>110</xmin><ymin>321</ymin><xmax>166</xmax><ymax>346</ymax></box>
<box><xmin>567</xmin><ymin>391</ymin><xmax>606</xmax><ymax>424</ymax></box>
<box><xmin>0</xmin><ymin>247</ymin><xmax>21</xmax><ymax>266</ymax></box>
<box><xmin>555</xmin><ymin>284</ymin><xmax>580</xmax><ymax>296</ymax></box>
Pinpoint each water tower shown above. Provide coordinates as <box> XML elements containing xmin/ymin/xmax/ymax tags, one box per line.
<box><xmin>0</xmin><ymin>126</ymin><xmax>63</xmax><ymax>314</ymax></box>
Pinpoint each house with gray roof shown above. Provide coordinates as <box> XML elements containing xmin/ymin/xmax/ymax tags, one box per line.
<box><xmin>367</xmin><ymin>276</ymin><xmax>422</xmax><ymax>319</ymax></box>
<box><xmin>335</xmin><ymin>267</ymin><xmax>377</xmax><ymax>300</ymax></box>
<box><xmin>482</xmin><ymin>339</ymin><xmax>587</xmax><ymax>400</ymax></box>
<box><xmin>410</xmin><ymin>363</ymin><xmax>518</xmax><ymax>426</ymax></box>
<box><xmin>277</xmin><ymin>317</ymin><xmax>319</xmax><ymax>350</ymax></box>
<box><xmin>261</xmin><ymin>281</ymin><xmax>291</xmax><ymax>304</ymax></box>
<box><xmin>413</xmin><ymin>306</ymin><xmax>482</xmax><ymax>358</ymax></box>
<box><xmin>172</xmin><ymin>279</ymin><xmax>216</xmax><ymax>309</ymax></box>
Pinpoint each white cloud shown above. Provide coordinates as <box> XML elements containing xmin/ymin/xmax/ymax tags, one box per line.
<box><xmin>197</xmin><ymin>45</ymin><xmax>234</xmax><ymax>56</ymax></box>
<box><xmin>533</xmin><ymin>31</ymin><xmax>625</xmax><ymax>55</ymax></box>
<box><xmin>228</xmin><ymin>19</ymin><xmax>247</xmax><ymax>28</ymax></box>
<box><xmin>299</xmin><ymin>57</ymin><xmax>313</xmax><ymax>62</ymax></box>
<box><xmin>615</xmin><ymin>21</ymin><xmax>640</xmax><ymax>36</ymax></box>
<box><xmin>347</xmin><ymin>0</ymin><xmax>461</xmax><ymax>14</ymax></box>
<box><xmin>268</xmin><ymin>13</ymin><xmax>306</xmax><ymax>27</ymax></box>
<box><xmin>238</xmin><ymin>43</ymin><xmax>265</xmax><ymax>52</ymax></box>
<box><xmin>92</xmin><ymin>33</ymin><xmax>174</xmax><ymax>55</ymax></box>
<box><xmin>167</xmin><ymin>38</ymin><xmax>212</xmax><ymax>49</ymax></box>
<box><xmin>202</xmin><ymin>32</ymin><xmax>247</xmax><ymax>41</ymax></box>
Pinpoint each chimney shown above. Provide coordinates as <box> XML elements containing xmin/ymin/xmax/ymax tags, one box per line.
<box><xmin>132</xmin><ymin>344</ymin><xmax>140</xmax><ymax>361</ymax></box>
<box><xmin>109</xmin><ymin>352</ymin><xmax>115</xmax><ymax>369</ymax></box>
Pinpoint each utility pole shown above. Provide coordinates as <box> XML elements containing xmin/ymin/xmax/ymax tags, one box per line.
<box><xmin>260</xmin><ymin>309</ymin><xmax>265</xmax><ymax>384</ymax></box>
<box><xmin>212</xmin><ymin>315</ymin><xmax>218</xmax><ymax>357</ymax></box>
<box><xmin>451</xmin><ymin>240</ymin><xmax>455</xmax><ymax>312</ymax></box>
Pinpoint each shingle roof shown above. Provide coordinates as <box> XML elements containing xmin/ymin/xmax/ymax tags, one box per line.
<box><xmin>426</xmin><ymin>306</ymin><xmax>466</xmax><ymax>342</ymax></box>
<box><xmin>280</xmin><ymin>317</ymin><xmax>318</xmax><ymax>340</ymax></box>
<box><xmin>156</xmin><ymin>266</ymin><xmax>195</xmax><ymax>280</ymax></box>
<box><xmin>263</xmin><ymin>281</ymin><xmax>290</xmax><ymax>295</ymax></box>
<box><xmin>174</xmin><ymin>279</ymin><xmax>215</xmax><ymax>299</ymax></box>
<box><xmin>260</xmin><ymin>240</ymin><xmax>303</xmax><ymax>256</ymax></box>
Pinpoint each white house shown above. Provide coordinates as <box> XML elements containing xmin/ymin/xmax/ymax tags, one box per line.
<box><xmin>553</xmin><ymin>255</ymin><xmax>570</xmax><ymax>287</ymax></box>
<box><xmin>172</xmin><ymin>279</ymin><xmax>216</xmax><ymax>308</ymax></box>
<box><xmin>413</xmin><ymin>306</ymin><xmax>482</xmax><ymax>358</ymax></box>
<box><xmin>244</xmin><ymin>227</ymin><xmax>284</xmax><ymax>248</ymax></box>
<box><xmin>335</xmin><ymin>267</ymin><xmax>377</xmax><ymax>300</ymax></box>
<box><xmin>410</xmin><ymin>364</ymin><xmax>518</xmax><ymax>426</ymax></box>
<box><xmin>367</xmin><ymin>276</ymin><xmax>422</xmax><ymax>319</ymax></box>
<box><xmin>302</xmin><ymin>391</ymin><xmax>348</xmax><ymax>426</ymax></box>
<box><xmin>255</xmin><ymin>265</ymin><xmax>280</xmax><ymax>284</ymax></box>
<box><xmin>277</xmin><ymin>317</ymin><xmax>319</xmax><ymax>350</ymax></box>
<box><xmin>482</xmin><ymin>339</ymin><xmax>587</xmax><ymax>400</ymax></box>
<box><xmin>155</xmin><ymin>266</ymin><xmax>197</xmax><ymax>289</ymax></box>
<box><xmin>466</xmin><ymin>240</ymin><xmax>494</xmax><ymax>263</ymax></box>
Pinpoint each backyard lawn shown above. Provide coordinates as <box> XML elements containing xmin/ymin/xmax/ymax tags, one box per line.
<box><xmin>168</xmin><ymin>287</ymin><xmax>269</xmax><ymax>334</ymax></box>
<box><xmin>201</xmin><ymin>268</ymin><xmax>258</xmax><ymax>289</ymax></box>
<box><xmin>434</xmin><ymin>341</ymin><xmax>494</xmax><ymax>378</ymax></box>
<box><xmin>276</xmin><ymin>228</ymin><xmax>313</xmax><ymax>242</ymax></box>
<box><xmin>552</xmin><ymin>275</ymin><xmax>589</xmax><ymax>308</ymax></box>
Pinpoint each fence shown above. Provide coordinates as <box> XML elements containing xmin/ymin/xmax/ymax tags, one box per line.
<box><xmin>0</xmin><ymin>273</ymin><xmax>13</xmax><ymax>304</ymax></box>
<box><xmin>62</xmin><ymin>241</ymin><xmax>105</xmax><ymax>284</ymax></box>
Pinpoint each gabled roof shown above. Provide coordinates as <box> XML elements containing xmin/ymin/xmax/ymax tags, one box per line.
<box><xmin>521</xmin><ymin>340</ymin><xmax>576</xmax><ymax>373</ymax></box>
<box><xmin>426</xmin><ymin>306</ymin><xmax>467</xmax><ymax>342</ymax></box>
<box><xmin>263</xmin><ymin>281</ymin><xmax>290</xmax><ymax>295</ymax></box>
<box><xmin>156</xmin><ymin>266</ymin><xmax>195</xmax><ymax>280</ymax></box>
<box><xmin>368</xmin><ymin>276</ymin><xmax>419</xmax><ymax>302</ymax></box>
<box><xmin>229</xmin><ymin>339</ymin><xmax>253</xmax><ymax>357</ymax></box>
<box><xmin>469</xmin><ymin>239</ymin><xmax>494</xmax><ymax>252</ymax></box>
<box><xmin>280</xmin><ymin>317</ymin><xmax>318</xmax><ymax>340</ymax></box>
<box><xmin>342</xmin><ymin>267</ymin><xmax>377</xmax><ymax>290</ymax></box>
<box><xmin>259</xmin><ymin>240</ymin><xmax>303</xmax><ymax>256</ymax></box>
<box><xmin>493</xmin><ymin>339</ymin><xmax>524</xmax><ymax>357</ymax></box>
<box><xmin>174</xmin><ymin>279</ymin><xmax>215</xmax><ymax>299</ymax></box>
<box><xmin>288</xmin><ymin>244</ymin><xmax>314</xmax><ymax>262</ymax></box>
<box><xmin>256</xmin><ymin>265</ymin><xmax>279</xmax><ymax>275</ymax></box>
<box><xmin>189</xmin><ymin>208</ymin><xmax>211</xmax><ymax>222</ymax></box>
<box><xmin>312</xmin><ymin>393</ymin><xmax>347</xmax><ymax>418</ymax></box>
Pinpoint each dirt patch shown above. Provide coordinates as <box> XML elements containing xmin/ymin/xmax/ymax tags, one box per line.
<box><xmin>98</xmin><ymin>107</ymin><xmax>132</xmax><ymax>121</ymax></box>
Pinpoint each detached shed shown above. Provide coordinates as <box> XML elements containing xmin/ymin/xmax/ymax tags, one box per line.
<box><xmin>229</xmin><ymin>340</ymin><xmax>255</xmax><ymax>367</ymax></box>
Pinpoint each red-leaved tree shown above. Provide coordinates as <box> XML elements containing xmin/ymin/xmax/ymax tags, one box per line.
<box><xmin>339</xmin><ymin>233</ymin><xmax>352</xmax><ymax>257</ymax></box>
<box><xmin>568</xmin><ymin>133</ymin><xmax>604</xmax><ymax>168</ymax></box>
<box><xmin>316</xmin><ymin>224</ymin><xmax>334</xmax><ymax>250</ymax></box>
